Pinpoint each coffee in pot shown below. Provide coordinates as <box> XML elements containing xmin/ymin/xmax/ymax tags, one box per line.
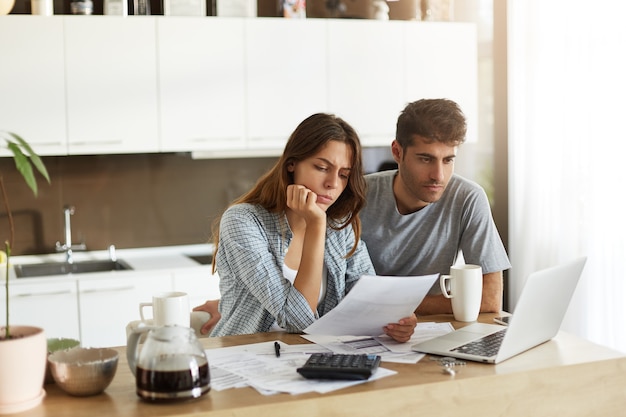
<box><xmin>127</xmin><ymin>326</ymin><xmax>210</xmax><ymax>402</ymax></box>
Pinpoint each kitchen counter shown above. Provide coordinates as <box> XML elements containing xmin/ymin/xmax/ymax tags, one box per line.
<box><xmin>8</xmin><ymin>244</ymin><xmax>214</xmax><ymax>281</ymax></box>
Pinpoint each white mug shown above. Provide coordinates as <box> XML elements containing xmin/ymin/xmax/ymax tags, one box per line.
<box><xmin>139</xmin><ymin>291</ymin><xmax>190</xmax><ymax>327</ymax></box>
<box><xmin>440</xmin><ymin>264</ymin><xmax>483</xmax><ymax>322</ymax></box>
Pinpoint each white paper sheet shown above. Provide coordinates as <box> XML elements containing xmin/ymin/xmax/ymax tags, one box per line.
<box><xmin>205</xmin><ymin>341</ymin><xmax>397</xmax><ymax>395</ymax></box>
<box><xmin>302</xmin><ymin>322</ymin><xmax>455</xmax><ymax>364</ymax></box>
<box><xmin>304</xmin><ymin>274</ymin><xmax>438</xmax><ymax>336</ymax></box>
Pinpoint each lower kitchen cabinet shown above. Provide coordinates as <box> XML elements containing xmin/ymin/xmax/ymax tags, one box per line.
<box><xmin>1</xmin><ymin>280</ymin><xmax>80</xmax><ymax>341</ymax></box>
<box><xmin>78</xmin><ymin>272</ymin><xmax>173</xmax><ymax>347</ymax></box>
<box><xmin>172</xmin><ymin>267</ymin><xmax>220</xmax><ymax>311</ymax></box>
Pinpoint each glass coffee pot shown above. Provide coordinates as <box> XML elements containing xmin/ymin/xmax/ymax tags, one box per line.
<box><xmin>127</xmin><ymin>326</ymin><xmax>210</xmax><ymax>402</ymax></box>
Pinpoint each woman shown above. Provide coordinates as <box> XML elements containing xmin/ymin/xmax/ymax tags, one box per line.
<box><xmin>206</xmin><ymin>113</ymin><xmax>417</xmax><ymax>341</ymax></box>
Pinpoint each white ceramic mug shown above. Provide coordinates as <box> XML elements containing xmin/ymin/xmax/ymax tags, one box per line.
<box><xmin>139</xmin><ymin>291</ymin><xmax>190</xmax><ymax>327</ymax></box>
<box><xmin>440</xmin><ymin>264</ymin><xmax>483</xmax><ymax>322</ymax></box>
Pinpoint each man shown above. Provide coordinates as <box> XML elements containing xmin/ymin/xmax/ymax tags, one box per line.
<box><xmin>360</xmin><ymin>98</ymin><xmax>510</xmax><ymax>315</ymax></box>
<box><xmin>195</xmin><ymin>98</ymin><xmax>510</xmax><ymax>333</ymax></box>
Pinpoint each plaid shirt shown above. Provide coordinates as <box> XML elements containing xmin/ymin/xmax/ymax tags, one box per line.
<box><xmin>211</xmin><ymin>203</ymin><xmax>375</xmax><ymax>337</ymax></box>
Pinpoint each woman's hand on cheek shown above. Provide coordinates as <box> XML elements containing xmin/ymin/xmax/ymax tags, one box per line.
<box><xmin>286</xmin><ymin>184</ymin><xmax>325</xmax><ymax>223</ymax></box>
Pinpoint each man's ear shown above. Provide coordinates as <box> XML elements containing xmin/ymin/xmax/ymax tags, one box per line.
<box><xmin>391</xmin><ymin>140</ymin><xmax>403</xmax><ymax>163</ymax></box>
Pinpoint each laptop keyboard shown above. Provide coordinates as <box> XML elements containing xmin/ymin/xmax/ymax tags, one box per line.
<box><xmin>451</xmin><ymin>328</ymin><xmax>508</xmax><ymax>357</ymax></box>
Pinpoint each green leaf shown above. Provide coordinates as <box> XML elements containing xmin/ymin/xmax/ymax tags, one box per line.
<box><xmin>7</xmin><ymin>142</ymin><xmax>38</xmax><ymax>196</ymax></box>
<box><xmin>7</xmin><ymin>132</ymin><xmax>50</xmax><ymax>183</ymax></box>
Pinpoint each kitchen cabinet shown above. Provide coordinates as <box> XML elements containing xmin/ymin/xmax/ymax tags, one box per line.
<box><xmin>404</xmin><ymin>22</ymin><xmax>479</xmax><ymax>143</ymax></box>
<box><xmin>327</xmin><ymin>19</ymin><xmax>405</xmax><ymax>147</ymax></box>
<box><xmin>0</xmin><ymin>280</ymin><xmax>80</xmax><ymax>340</ymax></box>
<box><xmin>158</xmin><ymin>18</ymin><xmax>247</xmax><ymax>153</ymax></box>
<box><xmin>0</xmin><ymin>16</ymin><xmax>477</xmax><ymax>158</ymax></box>
<box><xmin>244</xmin><ymin>18</ymin><xmax>328</xmax><ymax>150</ymax></box>
<box><xmin>0</xmin><ymin>16</ymin><xmax>68</xmax><ymax>156</ymax></box>
<box><xmin>77</xmin><ymin>271</ymin><xmax>172</xmax><ymax>347</ymax></box>
<box><xmin>64</xmin><ymin>16</ymin><xmax>159</xmax><ymax>155</ymax></box>
<box><xmin>172</xmin><ymin>266</ymin><xmax>220</xmax><ymax>310</ymax></box>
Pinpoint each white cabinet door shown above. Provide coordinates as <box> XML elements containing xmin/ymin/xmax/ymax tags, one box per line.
<box><xmin>245</xmin><ymin>18</ymin><xmax>328</xmax><ymax>150</ymax></box>
<box><xmin>0</xmin><ymin>16</ymin><xmax>68</xmax><ymax>156</ymax></box>
<box><xmin>64</xmin><ymin>16</ymin><xmax>159</xmax><ymax>155</ymax></box>
<box><xmin>327</xmin><ymin>20</ymin><xmax>405</xmax><ymax>147</ymax></box>
<box><xmin>0</xmin><ymin>279</ymin><xmax>80</xmax><ymax>341</ymax></box>
<box><xmin>78</xmin><ymin>272</ymin><xmax>172</xmax><ymax>347</ymax></box>
<box><xmin>158</xmin><ymin>17</ymin><xmax>246</xmax><ymax>153</ymax></box>
<box><xmin>404</xmin><ymin>22</ymin><xmax>478</xmax><ymax>143</ymax></box>
<box><xmin>172</xmin><ymin>267</ymin><xmax>220</xmax><ymax>310</ymax></box>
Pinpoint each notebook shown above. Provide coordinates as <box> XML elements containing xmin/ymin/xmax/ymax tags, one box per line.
<box><xmin>411</xmin><ymin>257</ymin><xmax>587</xmax><ymax>364</ymax></box>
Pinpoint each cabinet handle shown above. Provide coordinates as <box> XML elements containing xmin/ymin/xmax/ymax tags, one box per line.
<box><xmin>15</xmin><ymin>290</ymin><xmax>72</xmax><ymax>297</ymax></box>
<box><xmin>31</xmin><ymin>141</ymin><xmax>66</xmax><ymax>148</ymax></box>
<box><xmin>70</xmin><ymin>140</ymin><xmax>123</xmax><ymax>146</ymax></box>
<box><xmin>81</xmin><ymin>286</ymin><xmax>135</xmax><ymax>294</ymax></box>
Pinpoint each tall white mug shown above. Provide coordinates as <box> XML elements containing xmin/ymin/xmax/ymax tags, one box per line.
<box><xmin>440</xmin><ymin>264</ymin><xmax>483</xmax><ymax>322</ymax></box>
<box><xmin>139</xmin><ymin>291</ymin><xmax>190</xmax><ymax>327</ymax></box>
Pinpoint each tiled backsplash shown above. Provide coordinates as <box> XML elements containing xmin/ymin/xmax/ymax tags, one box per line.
<box><xmin>0</xmin><ymin>153</ymin><xmax>276</xmax><ymax>255</ymax></box>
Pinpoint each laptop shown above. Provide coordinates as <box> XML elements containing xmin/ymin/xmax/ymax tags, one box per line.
<box><xmin>411</xmin><ymin>257</ymin><xmax>587</xmax><ymax>364</ymax></box>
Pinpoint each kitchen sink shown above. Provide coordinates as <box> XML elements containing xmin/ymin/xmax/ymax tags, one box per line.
<box><xmin>14</xmin><ymin>259</ymin><xmax>133</xmax><ymax>278</ymax></box>
<box><xmin>185</xmin><ymin>254</ymin><xmax>213</xmax><ymax>265</ymax></box>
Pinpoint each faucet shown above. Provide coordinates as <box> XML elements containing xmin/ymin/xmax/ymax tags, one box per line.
<box><xmin>55</xmin><ymin>205</ymin><xmax>87</xmax><ymax>264</ymax></box>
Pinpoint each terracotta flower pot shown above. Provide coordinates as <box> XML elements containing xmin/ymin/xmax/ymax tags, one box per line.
<box><xmin>0</xmin><ymin>326</ymin><xmax>47</xmax><ymax>415</ymax></box>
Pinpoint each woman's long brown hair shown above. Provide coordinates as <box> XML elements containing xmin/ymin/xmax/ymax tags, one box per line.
<box><xmin>211</xmin><ymin>113</ymin><xmax>367</xmax><ymax>272</ymax></box>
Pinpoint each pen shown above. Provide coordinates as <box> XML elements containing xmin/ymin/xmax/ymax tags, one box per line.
<box><xmin>274</xmin><ymin>341</ymin><xmax>281</xmax><ymax>358</ymax></box>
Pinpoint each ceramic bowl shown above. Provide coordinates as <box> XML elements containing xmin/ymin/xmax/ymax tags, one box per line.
<box><xmin>45</xmin><ymin>338</ymin><xmax>80</xmax><ymax>384</ymax></box>
<box><xmin>48</xmin><ymin>347</ymin><xmax>119</xmax><ymax>396</ymax></box>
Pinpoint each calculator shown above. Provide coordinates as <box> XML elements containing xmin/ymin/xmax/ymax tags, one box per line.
<box><xmin>296</xmin><ymin>353</ymin><xmax>382</xmax><ymax>380</ymax></box>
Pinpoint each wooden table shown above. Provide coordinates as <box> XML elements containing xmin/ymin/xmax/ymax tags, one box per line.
<box><xmin>18</xmin><ymin>314</ymin><xmax>626</xmax><ymax>417</ymax></box>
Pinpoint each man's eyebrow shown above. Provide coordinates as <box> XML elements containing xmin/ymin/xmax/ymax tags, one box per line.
<box><xmin>415</xmin><ymin>152</ymin><xmax>456</xmax><ymax>159</ymax></box>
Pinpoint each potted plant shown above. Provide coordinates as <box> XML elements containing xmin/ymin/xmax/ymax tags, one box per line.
<box><xmin>0</xmin><ymin>131</ymin><xmax>50</xmax><ymax>414</ymax></box>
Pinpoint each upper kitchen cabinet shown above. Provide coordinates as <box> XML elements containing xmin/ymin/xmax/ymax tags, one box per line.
<box><xmin>158</xmin><ymin>18</ymin><xmax>246</xmax><ymax>153</ymax></box>
<box><xmin>245</xmin><ymin>18</ymin><xmax>327</xmax><ymax>151</ymax></box>
<box><xmin>404</xmin><ymin>22</ymin><xmax>478</xmax><ymax>143</ymax></box>
<box><xmin>0</xmin><ymin>16</ymin><xmax>68</xmax><ymax>156</ymax></box>
<box><xmin>1</xmin><ymin>17</ymin><xmax>478</xmax><ymax>157</ymax></box>
<box><xmin>64</xmin><ymin>16</ymin><xmax>159</xmax><ymax>155</ymax></box>
<box><xmin>327</xmin><ymin>20</ymin><xmax>405</xmax><ymax>147</ymax></box>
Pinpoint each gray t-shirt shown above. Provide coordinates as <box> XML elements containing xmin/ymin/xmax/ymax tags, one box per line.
<box><xmin>361</xmin><ymin>171</ymin><xmax>511</xmax><ymax>293</ymax></box>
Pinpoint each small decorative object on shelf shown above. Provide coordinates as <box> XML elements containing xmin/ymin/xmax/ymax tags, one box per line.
<box><xmin>70</xmin><ymin>0</ymin><xmax>93</xmax><ymax>14</ymax></box>
<box><xmin>164</xmin><ymin>0</ymin><xmax>205</xmax><ymax>16</ymax></box>
<box><xmin>0</xmin><ymin>0</ymin><xmax>15</xmax><ymax>15</ymax></box>
<box><xmin>216</xmin><ymin>0</ymin><xmax>255</xmax><ymax>17</ymax></box>
<box><xmin>31</xmin><ymin>0</ymin><xmax>53</xmax><ymax>15</ymax></box>
<box><xmin>282</xmin><ymin>0</ymin><xmax>305</xmax><ymax>18</ymax></box>
<box><xmin>372</xmin><ymin>0</ymin><xmax>389</xmax><ymax>20</ymax></box>
<box><xmin>104</xmin><ymin>0</ymin><xmax>128</xmax><ymax>15</ymax></box>
<box><xmin>131</xmin><ymin>0</ymin><xmax>150</xmax><ymax>15</ymax></box>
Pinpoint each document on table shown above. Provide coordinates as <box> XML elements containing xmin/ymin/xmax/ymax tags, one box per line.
<box><xmin>205</xmin><ymin>341</ymin><xmax>397</xmax><ymax>395</ymax></box>
<box><xmin>303</xmin><ymin>322</ymin><xmax>455</xmax><ymax>364</ymax></box>
<box><xmin>304</xmin><ymin>274</ymin><xmax>439</xmax><ymax>337</ymax></box>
